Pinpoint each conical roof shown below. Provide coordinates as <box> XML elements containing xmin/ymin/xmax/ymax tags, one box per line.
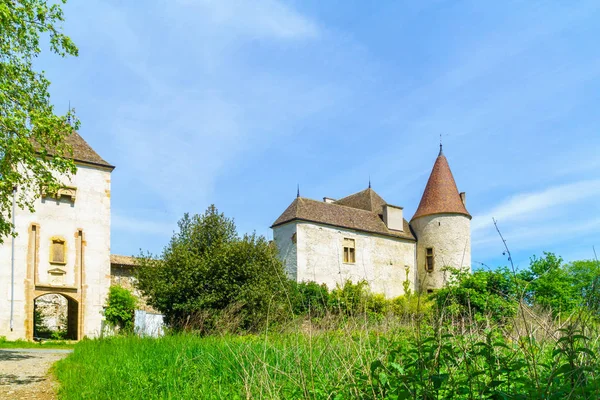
<box><xmin>411</xmin><ymin>148</ymin><xmax>470</xmax><ymax>221</ymax></box>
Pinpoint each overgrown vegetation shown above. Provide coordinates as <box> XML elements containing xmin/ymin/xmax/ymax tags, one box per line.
<box><xmin>135</xmin><ymin>205</ymin><xmax>290</xmax><ymax>333</ymax></box>
<box><xmin>104</xmin><ymin>285</ymin><xmax>138</xmax><ymax>333</ymax></box>
<box><xmin>55</xmin><ymin>206</ymin><xmax>600</xmax><ymax>398</ymax></box>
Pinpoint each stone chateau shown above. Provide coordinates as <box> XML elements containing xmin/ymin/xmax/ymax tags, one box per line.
<box><xmin>0</xmin><ymin>132</ymin><xmax>471</xmax><ymax>341</ymax></box>
<box><xmin>272</xmin><ymin>145</ymin><xmax>471</xmax><ymax>298</ymax></box>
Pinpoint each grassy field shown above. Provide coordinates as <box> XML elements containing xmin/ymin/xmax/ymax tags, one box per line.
<box><xmin>53</xmin><ymin>326</ymin><xmax>394</xmax><ymax>399</ymax></box>
<box><xmin>52</xmin><ymin>315</ymin><xmax>600</xmax><ymax>399</ymax></box>
<box><xmin>0</xmin><ymin>337</ymin><xmax>75</xmax><ymax>349</ymax></box>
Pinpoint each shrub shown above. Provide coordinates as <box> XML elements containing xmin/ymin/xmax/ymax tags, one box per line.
<box><xmin>289</xmin><ymin>281</ymin><xmax>330</xmax><ymax>317</ymax></box>
<box><xmin>434</xmin><ymin>267</ymin><xmax>518</xmax><ymax>323</ymax></box>
<box><xmin>104</xmin><ymin>285</ymin><xmax>137</xmax><ymax>333</ymax></box>
<box><xmin>136</xmin><ymin>205</ymin><xmax>289</xmax><ymax>334</ymax></box>
<box><xmin>329</xmin><ymin>280</ymin><xmax>371</xmax><ymax>314</ymax></box>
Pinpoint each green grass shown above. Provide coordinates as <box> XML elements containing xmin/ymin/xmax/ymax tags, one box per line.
<box><xmin>54</xmin><ymin>329</ymin><xmax>392</xmax><ymax>399</ymax></box>
<box><xmin>0</xmin><ymin>337</ymin><xmax>75</xmax><ymax>349</ymax></box>
<box><xmin>53</xmin><ymin>316</ymin><xmax>600</xmax><ymax>399</ymax></box>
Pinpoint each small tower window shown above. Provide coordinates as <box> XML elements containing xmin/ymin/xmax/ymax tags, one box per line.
<box><xmin>50</xmin><ymin>237</ymin><xmax>67</xmax><ymax>265</ymax></box>
<box><xmin>343</xmin><ymin>238</ymin><xmax>356</xmax><ymax>263</ymax></box>
<box><xmin>425</xmin><ymin>247</ymin><xmax>434</xmax><ymax>272</ymax></box>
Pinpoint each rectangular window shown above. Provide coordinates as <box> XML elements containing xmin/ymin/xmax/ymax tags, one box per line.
<box><xmin>50</xmin><ymin>239</ymin><xmax>66</xmax><ymax>264</ymax></box>
<box><xmin>425</xmin><ymin>247</ymin><xmax>434</xmax><ymax>272</ymax></box>
<box><xmin>343</xmin><ymin>238</ymin><xmax>356</xmax><ymax>263</ymax></box>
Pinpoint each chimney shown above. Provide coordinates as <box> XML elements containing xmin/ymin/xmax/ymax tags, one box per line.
<box><xmin>383</xmin><ymin>204</ymin><xmax>404</xmax><ymax>231</ymax></box>
<box><xmin>459</xmin><ymin>192</ymin><xmax>466</xmax><ymax>206</ymax></box>
<box><xmin>323</xmin><ymin>197</ymin><xmax>336</xmax><ymax>204</ymax></box>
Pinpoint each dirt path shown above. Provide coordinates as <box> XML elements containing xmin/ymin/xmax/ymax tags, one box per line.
<box><xmin>0</xmin><ymin>349</ymin><xmax>72</xmax><ymax>400</ymax></box>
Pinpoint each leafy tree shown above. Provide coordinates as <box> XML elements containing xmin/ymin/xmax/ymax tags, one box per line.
<box><xmin>519</xmin><ymin>252</ymin><xmax>577</xmax><ymax>315</ymax></box>
<box><xmin>434</xmin><ymin>267</ymin><xmax>518</xmax><ymax>323</ymax></box>
<box><xmin>104</xmin><ymin>285</ymin><xmax>138</xmax><ymax>333</ymax></box>
<box><xmin>0</xmin><ymin>0</ymin><xmax>79</xmax><ymax>241</ymax></box>
<box><xmin>566</xmin><ymin>259</ymin><xmax>600</xmax><ymax>313</ymax></box>
<box><xmin>136</xmin><ymin>205</ymin><xmax>289</xmax><ymax>333</ymax></box>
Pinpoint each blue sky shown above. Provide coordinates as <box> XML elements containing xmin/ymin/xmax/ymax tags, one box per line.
<box><xmin>39</xmin><ymin>0</ymin><xmax>600</xmax><ymax>269</ymax></box>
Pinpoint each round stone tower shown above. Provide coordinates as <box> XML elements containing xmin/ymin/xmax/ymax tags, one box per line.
<box><xmin>410</xmin><ymin>145</ymin><xmax>471</xmax><ymax>292</ymax></box>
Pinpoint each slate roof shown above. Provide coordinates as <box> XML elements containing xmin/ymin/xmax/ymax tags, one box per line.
<box><xmin>333</xmin><ymin>188</ymin><xmax>387</xmax><ymax>215</ymax></box>
<box><xmin>65</xmin><ymin>132</ymin><xmax>114</xmax><ymax>169</ymax></box>
<box><xmin>271</xmin><ymin>192</ymin><xmax>415</xmax><ymax>241</ymax></box>
<box><xmin>35</xmin><ymin>131</ymin><xmax>114</xmax><ymax>169</ymax></box>
<box><xmin>411</xmin><ymin>148</ymin><xmax>471</xmax><ymax>221</ymax></box>
<box><xmin>110</xmin><ymin>254</ymin><xmax>137</xmax><ymax>267</ymax></box>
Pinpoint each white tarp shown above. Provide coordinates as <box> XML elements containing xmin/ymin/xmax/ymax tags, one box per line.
<box><xmin>134</xmin><ymin>310</ymin><xmax>165</xmax><ymax>337</ymax></box>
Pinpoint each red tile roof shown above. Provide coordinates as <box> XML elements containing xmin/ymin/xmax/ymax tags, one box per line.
<box><xmin>411</xmin><ymin>149</ymin><xmax>471</xmax><ymax>221</ymax></box>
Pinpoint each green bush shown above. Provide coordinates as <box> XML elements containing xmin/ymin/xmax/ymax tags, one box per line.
<box><xmin>289</xmin><ymin>281</ymin><xmax>330</xmax><ymax>317</ymax></box>
<box><xmin>434</xmin><ymin>267</ymin><xmax>518</xmax><ymax>323</ymax></box>
<box><xmin>329</xmin><ymin>280</ymin><xmax>371</xmax><ymax>314</ymax></box>
<box><xmin>136</xmin><ymin>205</ymin><xmax>289</xmax><ymax>334</ymax></box>
<box><xmin>104</xmin><ymin>285</ymin><xmax>137</xmax><ymax>333</ymax></box>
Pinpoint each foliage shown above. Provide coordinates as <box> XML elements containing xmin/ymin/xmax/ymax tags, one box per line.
<box><xmin>519</xmin><ymin>252</ymin><xmax>578</xmax><ymax>315</ymax></box>
<box><xmin>359</xmin><ymin>321</ymin><xmax>600</xmax><ymax>399</ymax></box>
<box><xmin>289</xmin><ymin>280</ymin><xmax>430</xmax><ymax>322</ymax></box>
<box><xmin>329</xmin><ymin>280</ymin><xmax>372</xmax><ymax>314</ymax></box>
<box><xmin>54</xmin><ymin>314</ymin><xmax>600</xmax><ymax>399</ymax></box>
<box><xmin>434</xmin><ymin>267</ymin><xmax>518</xmax><ymax>323</ymax></box>
<box><xmin>566</xmin><ymin>259</ymin><xmax>600</xmax><ymax>314</ymax></box>
<box><xmin>104</xmin><ymin>285</ymin><xmax>137</xmax><ymax>333</ymax></box>
<box><xmin>0</xmin><ymin>0</ymin><xmax>80</xmax><ymax>241</ymax></box>
<box><xmin>289</xmin><ymin>280</ymin><xmax>330</xmax><ymax>317</ymax></box>
<box><xmin>135</xmin><ymin>205</ymin><xmax>289</xmax><ymax>333</ymax></box>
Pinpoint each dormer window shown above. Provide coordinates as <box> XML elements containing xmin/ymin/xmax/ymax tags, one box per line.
<box><xmin>50</xmin><ymin>237</ymin><xmax>67</xmax><ymax>265</ymax></box>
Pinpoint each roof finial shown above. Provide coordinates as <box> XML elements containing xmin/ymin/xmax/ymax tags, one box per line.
<box><xmin>67</xmin><ymin>100</ymin><xmax>72</xmax><ymax>125</ymax></box>
<box><xmin>368</xmin><ymin>175</ymin><xmax>371</xmax><ymax>189</ymax></box>
<box><xmin>439</xmin><ymin>134</ymin><xmax>443</xmax><ymax>156</ymax></box>
<box><xmin>297</xmin><ymin>184</ymin><xmax>300</xmax><ymax>198</ymax></box>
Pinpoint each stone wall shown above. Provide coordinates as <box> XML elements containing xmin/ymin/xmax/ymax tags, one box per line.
<box><xmin>273</xmin><ymin>222</ymin><xmax>298</xmax><ymax>280</ymax></box>
<box><xmin>110</xmin><ymin>264</ymin><xmax>157</xmax><ymax>313</ymax></box>
<box><xmin>292</xmin><ymin>222</ymin><xmax>416</xmax><ymax>298</ymax></box>
<box><xmin>0</xmin><ymin>163</ymin><xmax>112</xmax><ymax>340</ymax></box>
<box><xmin>410</xmin><ymin>213</ymin><xmax>471</xmax><ymax>291</ymax></box>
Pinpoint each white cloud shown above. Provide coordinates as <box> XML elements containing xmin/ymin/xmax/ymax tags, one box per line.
<box><xmin>472</xmin><ymin>179</ymin><xmax>600</xmax><ymax>232</ymax></box>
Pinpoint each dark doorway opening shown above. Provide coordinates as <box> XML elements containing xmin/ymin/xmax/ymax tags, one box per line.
<box><xmin>33</xmin><ymin>294</ymin><xmax>78</xmax><ymax>340</ymax></box>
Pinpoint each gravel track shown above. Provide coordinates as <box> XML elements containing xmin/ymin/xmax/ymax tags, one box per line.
<box><xmin>0</xmin><ymin>349</ymin><xmax>72</xmax><ymax>400</ymax></box>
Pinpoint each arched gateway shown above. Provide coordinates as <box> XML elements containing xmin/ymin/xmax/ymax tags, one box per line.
<box><xmin>0</xmin><ymin>132</ymin><xmax>114</xmax><ymax>341</ymax></box>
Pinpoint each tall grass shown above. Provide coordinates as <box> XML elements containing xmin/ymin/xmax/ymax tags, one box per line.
<box><xmin>53</xmin><ymin>320</ymin><xmax>397</xmax><ymax>399</ymax></box>
<box><xmin>53</xmin><ymin>310</ymin><xmax>600</xmax><ymax>399</ymax></box>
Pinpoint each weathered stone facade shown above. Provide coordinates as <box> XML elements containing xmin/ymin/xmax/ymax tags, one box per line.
<box><xmin>272</xmin><ymin>147</ymin><xmax>471</xmax><ymax>296</ymax></box>
<box><xmin>110</xmin><ymin>255</ymin><xmax>155</xmax><ymax>313</ymax></box>
<box><xmin>0</xmin><ymin>133</ymin><xmax>114</xmax><ymax>341</ymax></box>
